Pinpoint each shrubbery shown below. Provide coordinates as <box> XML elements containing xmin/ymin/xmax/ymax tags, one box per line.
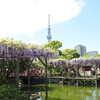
<box><xmin>0</xmin><ymin>84</ymin><xmax>30</xmax><ymax>100</ymax></box>
<box><xmin>0</xmin><ymin>73</ymin><xmax>6</xmax><ymax>85</ymax></box>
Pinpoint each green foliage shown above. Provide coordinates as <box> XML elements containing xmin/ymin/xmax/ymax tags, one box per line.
<box><xmin>52</xmin><ymin>73</ymin><xmax>61</xmax><ymax>76</ymax></box>
<box><xmin>19</xmin><ymin>60</ymin><xmax>28</xmax><ymax>73</ymax></box>
<box><xmin>33</xmin><ymin>60</ymin><xmax>45</xmax><ymax>69</ymax></box>
<box><xmin>0</xmin><ymin>84</ymin><xmax>29</xmax><ymax>100</ymax></box>
<box><xmin>0</xmin><ymin>37</ymin><xmax>26</xmax><ymax>49</ymax></box>
<box><xmin>44</xmin><ymin>40</ymin><xmax>62</xmax><ymax>50</ymax></box>
<box><xmin>27</xmin><ymin>42</ymin><xmax>38</xmax><ymax>49</ymax></box>
<box><xmin>83</xmin><ymin>52</ymin><xmax>90</xmax><ymax>58</ymax></box>
<box><xmin>58</xmin><ymin>55</ymin><xmax>66</xmax><ymax>59</ymax></box>
<box><xmin>0</xmin><ymin>73</ymin><xmax>6</xmax><ymax>85</ymax></box>
<box><xmin>58</xmin><ymin>50</ymin><xmax>62</xmax><ymax>55</ymax></box>
<box><xmin>62</xmin><ymin>49</ymin><xmax>80</xmax><ymax>60</ymax></box>
<box><xmin>0</xmin><ymin>37</ymin><xmax>38</xmax><ymax>50</ymax></box>
<box><xmin>79</xmin><ymin>67</ymin><xmax>83</xmax><ymax>71</ymax></box>
<box><xmin>94</xmin><ymin>54</ymin><xmax>100</xmax><ymax>57</ymax></box>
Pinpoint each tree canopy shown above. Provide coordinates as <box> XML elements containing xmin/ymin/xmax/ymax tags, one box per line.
<box><xmin>94</xmin><ymin>54</ymin><xmax>100</xmax><ymax>57</ymax></box>
<box><xmin>62</xmin><ymin>49</ymin><xmax>80</xmax><ymax>60</ymax></box>
<box><xmin>44</xmin><ymin>40</ymin><xmax>62</xmax><ymax>50</ymax></box>
<box><xmin>83</xmin><ymin>52</ymin><xmax>90</xmax><ymax>58</ymax></box>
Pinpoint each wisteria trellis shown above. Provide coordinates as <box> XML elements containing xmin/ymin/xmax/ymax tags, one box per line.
<box><xmin>0</xmin><ymin>40</ymin><xmax>59</xmax><ymax>100</ymax></box>
<box><xmin>47</xmin><ymin>57</ymin><xmax>100</xmax><ymax>75</ymax></box>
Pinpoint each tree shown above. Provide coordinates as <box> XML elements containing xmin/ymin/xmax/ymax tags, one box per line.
<box><xmin>34</xmin><ymin>46</ymin><xmax>59</xmax><ymax>100</ymax></box>
<box><xmin>94</xmin><ymin>54</ymin><xmax>100</xmax><ymax>57</ymax></box>
<box><xmin>44</xmin><ymin>40</ymin><xmax>62</xmax><ymax>50</ymax></box>
<box><xmin>83</xmin><ymin>52</ymin><xmax>90</xmax><ymax>58</ymax></box>
<box><xmin>62</xmin><ymin>49</ymin><xmax>80</xmax><ymax>60</ymax></box>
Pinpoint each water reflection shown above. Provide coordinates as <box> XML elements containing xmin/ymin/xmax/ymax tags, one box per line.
<box><xmin>35</xmin><ymin>84</ymin><xmax>100</xmax><ymax>100</ymax></box>
<box><xmin>36</xmin><ymin>92</ymin><xmax>42</xmax><ymax>100</ymax></box>
<box><xmin>36</xmin><ymin>97</ymin><xmax>42</xmax><ymax>100</ymax></box>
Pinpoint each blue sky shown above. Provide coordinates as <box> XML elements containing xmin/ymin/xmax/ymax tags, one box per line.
<box><xmin>0</xmin><ymin>0</ymin><xmax>100</xmax><ymax>53</ymax></box>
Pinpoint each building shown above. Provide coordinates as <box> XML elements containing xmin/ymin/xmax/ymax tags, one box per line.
<box><xmin>75</xmin><ymin>45</ymin><xmax>86</xmax><ymax>56</ymax></box>
<box><xmin>87</xmin><ymin>51</ymin><xmax>98</xmax><ymax>56</ymax></box>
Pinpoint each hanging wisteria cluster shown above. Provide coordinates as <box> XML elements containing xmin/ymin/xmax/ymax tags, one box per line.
<box><xmin>0</xmin><ymin>38</ymin><xmax>59</xmax><ymax>78</ymax></box>
<box><xmin>70</xmin><ymin>58</ymin><xmax>100</xmax><ymax>68</ymax></box>
<box><xmin>47</xmin><ymin>57</ymin><xmax>100</xmax><ymax>72</ymax></box>
<box><xmin>48</xmin><ymin>59</ymin><xmax>68</xmax><ymax>68</ymax></box>
<box><xmin>0</xmin><ymin>43</ymin><xmax>58</xmax><ymax>61</ymax></box>
<box><xmin>47</xmin><ymin>59</ymin><xmax>69</xmax><ymax>74</ymax></box>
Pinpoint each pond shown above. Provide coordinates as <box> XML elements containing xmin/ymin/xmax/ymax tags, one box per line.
<box><xmin>35</xmin><ymin>84</ymin><xmax>100</xmax><ymax>100</ymax></box>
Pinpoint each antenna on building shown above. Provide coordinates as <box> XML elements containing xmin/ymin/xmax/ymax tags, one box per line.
<box><xmin>47</xmin><ymin>14</ymin><xmax>52</xmax><ymax>42</ymax></box>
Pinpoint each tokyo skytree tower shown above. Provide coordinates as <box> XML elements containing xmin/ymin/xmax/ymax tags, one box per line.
<box><xmin>47</xmin><ymin>14</ymin><xmax>52</xmax><ymax>42</ymax></box>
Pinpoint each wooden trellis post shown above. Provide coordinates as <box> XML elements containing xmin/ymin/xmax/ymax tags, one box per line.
<box><xmin>95</xmin><ymin>67</ymin><xmax>97</xmax><ymax>88</ymax></box>
<box><xmin>83</xmin><ymin>67</ymin><xmax>85</xmax><ymax>86</ymax></box>
<box><xmin>76</xmin><ymin>66</ymin><xmax>78</xmax><ymax>86</ymax></box>
<box><xmin>16</xmin><ymin>56</ymin><xmax>19</xmax><ymax>88</ymax></box>
<box><xmin>28</xmin><ymin>65</ymin><xmax>30</xmax><ymax>93</ymax></box>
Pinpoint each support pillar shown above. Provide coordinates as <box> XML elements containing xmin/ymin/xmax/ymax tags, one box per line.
<box><xmin>16</xmin><ymin>57</ymin><xmax>19</xmax><ymax>88</ymax></box>
<box><xmin>76</xmin><ymin>67</ymin><xmax>78</xmax><ymax>86</ymax></box>
<box><xmin>45</xmin><ymin>66</ymin><xmax>48</xmax><ymax>100</ymax></box>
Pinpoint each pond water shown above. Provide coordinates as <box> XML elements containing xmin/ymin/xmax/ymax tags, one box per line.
<box><xmin>35</xmin><ymin>84</ymin><xmax>100</xmax><ymax>100</ymax></box>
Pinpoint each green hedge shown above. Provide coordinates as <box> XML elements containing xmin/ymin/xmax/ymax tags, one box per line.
<box><xmin>0</xmin><ymin>84</ymin><xmax>29</xmax><ymax>100</ymax></box>
<box><xmin>0</xmin><ymin>73</ymin><xmax>6</xmax><ymax>85</ymax></box>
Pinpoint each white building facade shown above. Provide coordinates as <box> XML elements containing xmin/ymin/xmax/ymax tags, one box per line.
<box><xmin>87</xmin><ymin>51</ymin><xmax>98</xmax><ymax>56</ymax></box>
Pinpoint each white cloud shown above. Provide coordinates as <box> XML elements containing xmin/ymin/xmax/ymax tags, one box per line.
<box><xmin>26</xmin><ymin>32</ymin><xmax>35</xmax><ymax>38</ymax></box>
<box><xmin>0</xmin><ymin>0</ymin><xmax>86</xmax><ymax>36</ymax></box>
<box><xmin>26</xmin><ymin>32</ymin><xmax>40</xmax><ymax>38</ymax></box>
<box><xmin>26</xmin><ymin>40</ymin><xmax>40</xmax><ymax>44</ymax></box>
